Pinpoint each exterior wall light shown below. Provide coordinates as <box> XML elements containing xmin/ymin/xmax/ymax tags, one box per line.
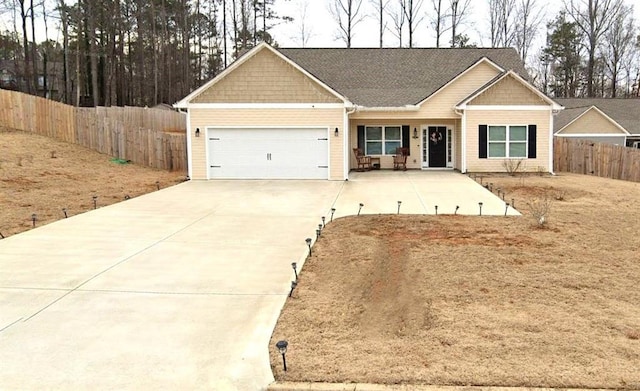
<box><xmin>195</xmin><ymin>128</ymin><xmax>200</xmax><ymax>137</ymax></box>
<box><xmin>413</xmin><ymin>127</ymin><xmax>418</xmax><ymax>139</ymax></box>
<box><xmin>334</xmin><ymin>127</ymin><xmax>339</xmax><ymax>137</ymax></box>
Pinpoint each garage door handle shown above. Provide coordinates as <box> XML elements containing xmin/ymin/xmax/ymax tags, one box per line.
<box><xmin>318</xmin><ymin>138</ymin><xmax>328</xmax><ymax>140</ymax></box>
<box><xmin>210</xmin><ymin>165</ymin><xmax>221</xmax><ymax>168</ymax></box>
<box><xmin>267</xmin><ymin>153</ymin><xmax>272</xmax><ymax>160</ymax></box>
<box><xmin>318</xmin><ymin>165</ymin><xmax>328</xmax><ymax>168</ymax></box>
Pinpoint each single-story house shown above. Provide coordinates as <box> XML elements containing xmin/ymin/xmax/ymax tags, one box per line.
<box><xmin>554</xmin><ymin>98</ymin><xmax>640</xmax><ymax>147</ymax></box>
<box><xmin>174</xmin><ymin>43</ymin><xmax>562</xmax><ymax>180</ymax></box>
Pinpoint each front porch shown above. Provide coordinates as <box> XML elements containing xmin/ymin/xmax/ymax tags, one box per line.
<box><xmin>349</xmin><ymin>119</ymin><xmax>462</xmax><ymax>171</ymax></box>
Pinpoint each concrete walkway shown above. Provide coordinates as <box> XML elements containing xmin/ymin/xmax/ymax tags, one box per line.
<box><xmin>0</xmin><ymin>171</ymin><xmax>515</xmax><ymax>391</ymax></box>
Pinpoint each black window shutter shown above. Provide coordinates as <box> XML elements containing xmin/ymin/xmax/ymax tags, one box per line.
<box><xmin>528</xmin><ymin>125</ymin><xmax>537</xmax><ymax>158</ymax></box>
<box><xmin>479</xmin><ymin>125</ymin><xmax>488</xmax><ymax>159</ymax></box>
<box><xmin>402</xmin><ymin>125</ymin><xmax>410</xmax><ymax>155</ymax></box>
<box><xmin>357</xmin><ymin>125</ymin><xmax>365</xmax><ymax>151</ymax></box>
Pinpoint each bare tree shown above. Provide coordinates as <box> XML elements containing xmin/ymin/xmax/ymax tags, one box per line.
<box><xmin>328</xmin><ymin>0</ymin><xmax>365</xmax><ymax>47</ymax></box>
<box><xmin>293</xmin><ymin>0</ymin><xmax>314</xmax><ymax>47</ymax></box>
<box><xmin>449</xmin><ymin>0</ymin><xmax>471</xmax><ymax>47</ymax></box>
<box><xmin>400</xmin><ymin>0</ymin><xmax>424</xmax><ymax>47</ymax></box>
<box><xmin>429</xmin><ymin>0</ymin><xmax>449</xmax><ymax>48</ymax></box>
<box><xmin>514</xmin><ymin>0</ymin><xmax>544</xmax><ymax>61</ymax></box>
<box><xmin>564</xmin><ymin>0</ymin><xmax>625</xmax><ymax>97</ymax></box>
<box><xmin>488</xmin><ymin>0</ymin><xmax>516</xmax><ymax>47</ymax></box>
<box><xmin>370</xmin><ymin>0</ymin><xmax>389</xmax><ymax>47</ymax></box>
<box><xmin>387</xmin><ymin>0</ymin><xmax>406</xmax><ymax>47</ymax></box>
<box><xmin>602</xmin><ymin>5</ymin><xmax>635</xmax><ymax>97</ymax></box>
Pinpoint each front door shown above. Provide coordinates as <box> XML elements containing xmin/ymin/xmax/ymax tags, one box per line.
<box><xmin>422</xmin><ymin>126</ymin><xmax>447</xmax><ymax>168</ymax></box>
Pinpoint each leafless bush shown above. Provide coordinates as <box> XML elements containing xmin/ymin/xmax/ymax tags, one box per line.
<box><xmin>527</xmin><ymin>195</ymin><xmax>554</xmax><ymax>227</ymax></box>
<box><xmin>502</xmin><ymin>159</ymin><xmax>525</xmax><ymax>176</ymax></box>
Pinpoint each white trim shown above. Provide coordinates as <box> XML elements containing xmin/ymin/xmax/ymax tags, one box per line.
<box><xmin>461</xmin><ymin>112</ymin><xmax>467</xmax><ymax>173</ymax></box>
<box><xmin>355</xmin><ymin>105</ymin><xmax>420</xmax><ymax>112</ymax></box>
<box><xmin>462</xmin><ymin>105</ymin><xmax>554</xmax><ymax>111</ymax></box>
<box><xmin>174</xmin><ymin>43</ymin><xmax>348</xmax><ymax>108</ymax></box>
<box><xmin>485</xmin><ymin>124</ymin><xmax>529</xmax><ymax>159</ymax></box>
<box><xmin>420</xmin><ymin>124</ymin><xmax>451</xmax><ymax>169</ymax></box>
<box><xmin>554</xmin><ymin>106</ymin><xmax>630</xmax><ymax>135</ymax></box>
<box><xmin>204</xmin><ymin>125</ymin><xmax>335</xmax><ymax>130</ymax></box>
<box><xmin>417</xmin><ymin>57</ymin><xmax>506</xmax><ymax>107</ymax></box>
<box><xmin>456</xmin><ymin>70</ymin><xmax>563</xmax><ymax>111</ymax></box>
<box><xmin>555</xmin><ymin>133</ymin><xmax>629</xmax><ymax>137</ymax></box>
<box><xmin>363</xmin><ymin>125</ymin><xmax>404</xmax><ymax>156</ymax></box>
<box><xmin>343</xmin><ymin>111</ymin><xmax>349</xmax><ymax>180</ymax></box>
<box><xmin>184</xmin><ymin>103</ymin><xmax>348</xmax><ymax>110</ymax></box>
<box><xmin>325</xmin><ymin>127</ymin><xmax>331</xmax><ymax>180</ymax></box>
<box><xmin>185</xmin><ymin>110</ymin><xmax>193</xmax><ymax>179</ymax></box>
<box><xmin>549</xmin><ymin>112</ymin><xmax>554</xmax><ymax>175</ymax></box>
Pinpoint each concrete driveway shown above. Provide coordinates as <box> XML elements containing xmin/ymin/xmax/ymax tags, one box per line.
<box><xmin>0</xmin><ymin>171</ymin><xmax>515</xmax><ymax>391</ymax></box>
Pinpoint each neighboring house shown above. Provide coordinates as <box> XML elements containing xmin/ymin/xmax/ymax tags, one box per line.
<box><xmin>0</xmin><ymin>60</ymin><xmax>21</xmax><ymax>91</ymax></box>
<box><xmin>174</xmin><ymin>43</ymin><xmax>561</xmax><ymax>180</ymax></box>
<box><xmin>554</xmin><ymin>98</ymin><xmax>640</xmax><ymax>147</ymax></box>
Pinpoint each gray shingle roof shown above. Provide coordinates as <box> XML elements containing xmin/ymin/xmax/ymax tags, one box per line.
<box><xmin>277</xmin><ymin>48</ymin><xmax>528</xmax><ymax>107</ymax></box>
<box><xmin>554</xmin><ymin>98</ymin><xmax>640</xmax><ymax>135</ymax></box>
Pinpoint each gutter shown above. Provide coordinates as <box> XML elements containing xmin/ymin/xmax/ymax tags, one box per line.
<box><xmin>354</xmin><ymin>104</ymin><xmax>420</xmax><ymax>112</ymax></box>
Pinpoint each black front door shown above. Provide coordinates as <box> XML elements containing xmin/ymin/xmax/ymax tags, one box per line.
<box><xmin>425</xmin><ymin>126</ymin><xmax>447</xmax><ymax>168</ymax></box>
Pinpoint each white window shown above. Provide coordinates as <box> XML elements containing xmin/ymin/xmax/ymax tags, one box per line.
<box><xmin>488</xmin><ymin>125</ymin><xmax>527</xmax><ymax>158</ymax></box>
<box><xmin>365</xmin><ymin>126</ymin><xmax>402</xmax><ymax>155</ymax></box>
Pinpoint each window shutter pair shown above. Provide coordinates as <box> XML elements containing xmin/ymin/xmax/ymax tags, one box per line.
<box><xmin>356</xmin><ymin>125</ymin><xmax>411</xmax><ymax>156</ymax></box>
<box><xmin>478</xmin><ymin>124</ymin><xmax>536</xmax><ymax>159</ymax></box>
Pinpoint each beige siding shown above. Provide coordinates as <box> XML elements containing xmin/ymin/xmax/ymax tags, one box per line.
<box><xmin>189</xmin><ymin>108</ymin><xmax>345</xmax><ymax>180</ymax></box>
<box><xmin>557</xmin><ymin>108</ymin><xmax>627</xmax><ymax>135</ymax></box>
<box><xmin>191</xmin><ymin>49</ymin><xmax>342</xmax><ymax>104</ymax></box>
<box><xmin>349</xmin><ymin>119</ymin><xmax>459</xmax><ymax>170</ymax></box>
<box><xmin>466</xmin><ymin>110</ymin><xmax>551</xmax><ymax>172</ymax></box>
<box><xmin>418</xmin><ymin>61</ymin><xmax>502</xmax><ymax>117</ymax></box>
<box><xmin>469</xmin><ymin>75</ymin><xmax>549</xmax><ymax>106</ymax></box>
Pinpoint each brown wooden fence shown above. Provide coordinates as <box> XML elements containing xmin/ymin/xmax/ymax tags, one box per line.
<box><xmin>0</xmin><ymin>89</ymin><xmax>187</xmax><ymax>171</ymax></box>
<box><xmin>554</xmin><ymin>137</ymin><xmax>640</xmax><ymax>182</ymax></box>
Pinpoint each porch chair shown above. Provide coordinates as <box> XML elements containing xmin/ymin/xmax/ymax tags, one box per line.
<box><xmin>393</xmin><ymin>147</ymin><xmax>409</xmax><ymax>171</ymax></box>
<box><xmin>352</xmin><ymin>148</ymin><xmax>372</xmax><ymax>172</ymax></box>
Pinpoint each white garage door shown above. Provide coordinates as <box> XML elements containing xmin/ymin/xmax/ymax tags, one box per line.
<box><xmin>207</xmin><ymin>128</ymin><xmax>329</xmax><ymax>179</ymax></box>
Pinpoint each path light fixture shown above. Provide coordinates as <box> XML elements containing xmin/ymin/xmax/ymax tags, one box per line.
<box><xmin>275</xmin><ymin>340</ymin><xmax>289</xmax><ymax>372</ymax></box>
<box><xmin>330</xmin><ymin>208</ymin><xmax>336</xmax><ymax>222</ymax></box>
<box><xmin>156</xmin><ymin>181</ymin><xmax>160</xmax><ymax>190</ymax></box>
<box><xmin>316</xmin><ymin>228</ymin><xmax>321</xmax><ymax>239</ymax></box>
<box><xmin>321</xmin><ymin>216</ymin><xmax>325</xmax><ymax>228</ymax></box>
<box><xmin>357</xmin><ymin>203</ymin><xmax>364</xmax><ymax>216</ymax></box>
<box><xmin>62</xmin><ymin>208</ymin><xmax>68</xmax><ymax>218</ymax></box>
<box><xmin>318</xmin><ymin>224</ymin><xmax>323</xmax><ymax>234</ymax></box>
<box><xmin>512</xmin><ymin>198</ymin><xmax>515</xmax><ymax>209</ymax></box>
<box><xmin>124</xmin><ymin>195</ymin><xmax>131</xmax><ymax>200</ymax></box>
<box><xmin>478</xmin><ymin>202</ymin><xmax>483</xmax><ymax>216</ymax></box>
<box><xmin>397</xmin><ymin>200</ymin><xmax>402</xmax><ymax>214</ymax></box>
<box><xmin>31</xmin><ymin>213</ymin><xmax>37</xmax><ymax>228</ymax></box>
<box><xmin>505</xmin><ymin>203</ymin><xmax>510</xmax><ymax>216</ymax></box>
<box><xmin>305</xmin><ymin>238</ymin><xmax>312</xmax><ymax>255</ymax></box>
<box><xmin>455</xmin><ymin>205</ymin><xmax>459</xmax><ymax>215</ymax></box>
<box><xmin>435</xmin><ymin>205</ymin><xmax>438</xmax><ymax>215</ymax></box>
<box><xmin>92</xmin><ymin>195</ymin><xmax>98</xmax><ymax>209</ymax></box>
<box><xmin>289</xmin><ymin>281</ymin><xmax>297</xmax><ymax>297</ymax></box>
<box><xmin>0</xmin><ymin>232</ymin><xmax>4</xmax><ymax>239</ymax></box>
<box><xmin>291</xmin><ymin>262</ymin><xmax>298</xmax><ymax>281</ymax></box>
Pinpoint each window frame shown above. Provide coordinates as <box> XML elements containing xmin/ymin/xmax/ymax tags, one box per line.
<box><xmin>364</xmin><ymin>125</ymin><xmax>404</xmax><ymax>155</ymax></box>
<box><xmin>487</xmin><ymin>124</ymin><xmax>528</xmax><ymax>159</ymax></box>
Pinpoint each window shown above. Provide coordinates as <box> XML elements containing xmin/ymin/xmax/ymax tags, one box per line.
<box><xmin>365</xmin><ymin>126</ymin><xmax>402</xmax><ymax>155</ymax></box>
<box><xmin>488</xmin><ymin>125</ymin><xmax>527</xmax><ymax>158</ymax></box>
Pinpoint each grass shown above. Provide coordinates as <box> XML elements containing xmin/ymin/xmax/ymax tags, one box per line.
<box><xmin>0</xmin><ymin>127</ymin><xmax>186</xmax><ymax>237</ymax></box>
<box><xmin>270</xmin><ymin>173</ymin><xmax>640</xmax><ymax>388</ymax></box>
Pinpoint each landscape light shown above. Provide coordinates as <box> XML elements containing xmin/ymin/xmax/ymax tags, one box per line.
<box><xmin>291</xmin><ymin>262</ymin><xmax>298</xmax><ymax>281</ymax></box>
<box><xmin>31</xmin><ymin>213</ymin><xmax>37</xmax><ymax>227</ymax></box>
<box><xmin>358</xmin><ymin>203</ymin><xmax>364</xmax><ymax>216</ymax></box>
<box><xmin>62</xmin><ymin>208</ymin><xmax>68</xmax><ymax>218</ymax></box>
<box><xmin>289</xmin><ymin>281</ymin><xmax>297</xmax><ymax>297</ymax></box>
<box><xmin>156</xmin><ymin>181</ymin><xmax>160</xmax><ymax>190</ymax></box>
<box><xmin>397</xmin><ymin>200</ymin><xmax>402</xmax><ymax>214</ymax></box>
<box><xmin>330</xmin><ymin>208</ymin><xmax>336</xmax><ymax>222</ymax></box>
<box><xmin>275</xmin><ymin>340</ymin><xmax>288</xmax><ymax>372</ymax></box>
<box><xmin>305</xmin><ymin>238</ymin><xmax>312</xmax><ymax>255</ymax></box>
<box><xmin>505</xmin><ymin>203</ymin><xmax>510</xmax><ymax>216</ymax></box>
<box><xmin>455</xmin><ymin>205</ymin><xmax>459</xmax><ymax>215</ymax></box>
<box><xmin>321</xmin><ymin>216</ymin><xmax>325</xmax><ymax>228</ymax></box>
<box><xmin>316</xmin><ymin>229</ymin><xmax>321</xmax><ymax>239</ymax></box>
<box><xmin>435</xmin><ymin>205</ymin><xmax>438</xmax><ymax>215</ymax></box>
<box><xmin>92</xmin><ymin>195</ymin><xmax>98</xmax><ymax>209</ymax></box>
<box><xmin>479</xmin><ymin>202</ymin><xmax>483</xmax><ymax>216</ymax></box>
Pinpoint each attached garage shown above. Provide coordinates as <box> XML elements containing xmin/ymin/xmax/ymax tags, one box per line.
<box><xmin>207</xmin><ymin>127</ymin><xmax>329</xmax><ymax>179</ymax></box>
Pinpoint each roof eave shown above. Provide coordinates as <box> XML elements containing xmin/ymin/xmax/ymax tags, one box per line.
<box><xmin>354</xmin><ymin>105</ymin><xmax>420</xmax><ymax>112</ymax></box>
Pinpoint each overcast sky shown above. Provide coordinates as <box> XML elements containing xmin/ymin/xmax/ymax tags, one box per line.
<box><xmin>271</xmin><ymin>0</ymin><xmax>640</xmax><ymax>60</ymax></box>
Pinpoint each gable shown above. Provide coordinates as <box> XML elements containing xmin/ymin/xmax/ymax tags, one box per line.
<box><xmin>191</xmin><ymin>48</ymin><xmax>342</xmax><ymax>104</ymax></box>
<box><xmin>557</xmin><ymin>108</ymin><xmax>628</xmax><ymax>135</ymax></box>
<box><xmin>468</xmin><ymin>74</ymin><xmax>548</xmax><ymax>106</ymax></box>
<box><xmin>419</xmin><ymin>60</ymin><xmax>502</xmax><ymax>117</ymax></box>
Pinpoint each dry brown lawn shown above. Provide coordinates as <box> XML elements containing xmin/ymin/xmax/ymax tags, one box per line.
<box><xmin>0</xmin><ymin>127</ymin><xmax>186</xmax><ymax>237</ymax></box>
<box><xmin>270</xmin><ymin>173</ymin><xmax>640</xmax><ymax>388</ymax></box>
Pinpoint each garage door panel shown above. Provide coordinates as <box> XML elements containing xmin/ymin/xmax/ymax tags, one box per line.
<box><xmin>207</xmin><ymin>128</ymin><xmax>328</xmax><ymax>179</ymax></box>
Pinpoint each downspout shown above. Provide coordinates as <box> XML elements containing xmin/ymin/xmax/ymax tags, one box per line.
<box><xmin>180</xmin><ymin>107</ymin><xmax>193</xmax><ymax>180</ymax></box>
<box><xmin>344</xmin><ymin>104</ymin><xmax>357</xmax><ymax>180</ymax></box>
<box><xmin>549</xmin><ymin>109</ymin><xmax>557</xmax><ymax>175</ymax></box>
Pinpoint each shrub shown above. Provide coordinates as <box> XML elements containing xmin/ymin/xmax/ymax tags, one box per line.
<box><xmin>502</xmin><ymin>159</ymin><xmax>525</xmax><ymax>176</ymax></box>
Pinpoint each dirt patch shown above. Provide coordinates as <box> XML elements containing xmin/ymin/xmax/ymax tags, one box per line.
<box><xmin>0</xmin><ymin>127</ymin><xmax>186</xmax><ymax>237</ymax></box>
<box><xmin>270</xmin><ymin>173</ymin><xmax>640</xmax><ymax>388</ymax></box>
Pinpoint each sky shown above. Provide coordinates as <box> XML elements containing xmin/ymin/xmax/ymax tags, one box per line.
<box><xmin>270</xmin><ymin>0</ymin><xmax>640</xmax><ymax>60</ymax></box>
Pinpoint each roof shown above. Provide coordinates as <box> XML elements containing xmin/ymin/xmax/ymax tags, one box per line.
<box><xmin>554</xmin><ymin>98</ymin><xmax>640</xmax><ymax>135</ymax></box>
<box><xmin>277</xmin><ymin>47</ymin><xmax>528</xmax><ymax>107</ymax></box>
